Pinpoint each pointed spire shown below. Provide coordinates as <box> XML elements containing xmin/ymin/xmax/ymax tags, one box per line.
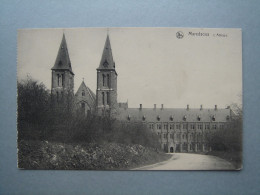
<box><xmin>98</xmin><ymin>34</ymin><xmax>115</xmax><ymax>69</ymax></box>
<box><xmin>52</xmin><ymin>33</ymin><xmax>74</xmax><ymax>75</ymax></box>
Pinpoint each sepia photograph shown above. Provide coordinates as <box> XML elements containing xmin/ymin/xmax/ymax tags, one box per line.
<box><xmin>17</xmin><ymin>27</ymin><xmax>242</xmax><ymax>170</ymax></box>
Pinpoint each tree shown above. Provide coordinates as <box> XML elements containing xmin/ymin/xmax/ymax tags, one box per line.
<box><xmin>17</xmin><ymin>77</ymin><xmax>52</xmax><ymax>140</ymax></box>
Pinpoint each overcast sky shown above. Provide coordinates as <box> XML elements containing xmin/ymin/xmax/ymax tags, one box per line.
<box><xmin>17</xmin><ymin>27</ymin><xmax>242</xmax><ymax>108</ymax></box>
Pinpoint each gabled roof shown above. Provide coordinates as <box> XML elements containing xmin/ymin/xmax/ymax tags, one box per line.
<box><xmin>116</xmin><ymin>107</ymin><xmax>231</xmax><ymax>123</ymax></box>
<box><xmin>98</xmin><ymin>35</ymin><xmax>116</xmax><ymax>70</ymax></box>
<box><xmin>51</xmin><ymin>34</ymin><xmax>74</xmax><ymax>75</ymax></box>
<box><xmin>75</xmin><ymin>81</ymin><xmax>96</xmax><ymax>106</ymax></box>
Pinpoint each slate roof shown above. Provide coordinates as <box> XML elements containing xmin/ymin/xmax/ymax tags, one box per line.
<box><xmin>52</xmin><ymin>34</ymin><xmax>74</xmax><ymax>75</ymax></box>
<box><xmin>116</xmin><ymin>107</ymin><xmax>232</xmax><ymax>123</ymax></box>
<box><xmin>97</xmin><ymin>35</ymin><xmax>116</xmax><ymax>70</ymax></box>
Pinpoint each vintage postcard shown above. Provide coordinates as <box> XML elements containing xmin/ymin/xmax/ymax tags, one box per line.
<box><xmin>17</xmin><ymin>27</ymin><xmax>242</xmax><ymax>170</ymax></box>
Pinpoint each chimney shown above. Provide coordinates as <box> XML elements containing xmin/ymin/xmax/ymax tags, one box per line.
<box><xmin>154</xmin><ymin>104</ymin><xmax>156</xmax><ymax>110</ymax></box>
<box><xmin>200</xmin><ymin>105</ymin><xmax>203</xmax><ymax>110</ymax></box>
<box><xmin>187</xmin><ymin>104</ymin><xmax>189</xmax><ymax>110</ymax></box>
<box><xmin>139</xmin><ymin>104</ymin><xmax>142</xmax><ymax>110</ymax></box>
<box><xmin>161</xmin><ymin>104</ymin><xmax>164</xmax><ymax>110</ymax></box>
<box><xmin>215</xmin><ymin>105</ymin><xmax>217</xmax><ymax>110</ymax></box>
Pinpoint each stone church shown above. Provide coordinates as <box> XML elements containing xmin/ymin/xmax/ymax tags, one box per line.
<box><xmin>51</xmin><ymin>33</ymin><xmax>234</xmax><ymax>153</ymax></box>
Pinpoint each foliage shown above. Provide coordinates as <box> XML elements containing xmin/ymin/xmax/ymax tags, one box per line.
<box><xmin>206</xmin><ymin>103</ymin><xmax>242</xmax><ymax>153</ymax></box>
<box><xmin>17</xmin><ymin>77</ymin><xmax>52</xmax><ymax>140</ymax></box>
<box><xmin>17</xmin><ymin>77</ymin><xmax>161</xmax><ymax>149</ymax></box>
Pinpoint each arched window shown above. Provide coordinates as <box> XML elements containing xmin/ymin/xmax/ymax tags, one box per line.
<box><xmin>82</xmin><ymin>90</ymin><xmax>85</xmax><ymax>96</ymax></box>
<box><xmin>102</xmin><ymin>74</ymin><xmax>105</xmax><ymax>86</ymax></box>
<box><xmin>107</xmin><ymin>74</ymin><xmax>110</xmax><ymax>88</ymax></box>
<box><xmin>57</xmin><ymin>74</ymin><xmax>63</xmax><ymax>87</ymax></box>
<box><xmin>102</xmin><ymin>92</ymin><xmax>105</xmax><ymax>105</ymax></box>
<box><xmin>57</xmin><ymin>74</ymin><xmax>60</xmax><ymax>86</ymax></box>
<box><xmin>61</xmin><ymin>74</ymin><xmax>64</xmax><ymax>86</ymax></box>
<box><xmin>106</xmin><ymin>92</ymin><xmax>109</xmax><ymax>105</ymax></box>
<box><xmin>56</xmin><ymin>91</ymin><xmax>59</xmax><ymax>101</ymax></box>
<box><xmin>81</xmin><ymin>102</ymin><xmax>85</xmax><ymax>108</ymax></box>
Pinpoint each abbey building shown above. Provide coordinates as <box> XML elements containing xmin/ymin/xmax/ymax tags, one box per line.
<box><xmin>51</xmin><ymin>33</ymin><xmax>234</xmax><ymax>153</ymax></box>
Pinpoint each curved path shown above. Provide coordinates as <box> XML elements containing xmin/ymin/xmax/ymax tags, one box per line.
<box><xmin>133</xmin><ymin>153</ymin><xmax>235</xmax><ymax>170</ymax></box>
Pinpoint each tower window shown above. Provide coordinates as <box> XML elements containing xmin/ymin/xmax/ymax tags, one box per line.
<box><xmin>58</xmin><ymin>60</ymin><xmax>62</xmax><ymax>66</ymax></box>
<box><xmin>107</xmin><ymin>74</ymin><xmax>110</xmax><ymax>88</ymax></box>
<box><xmin>82</xmin><ymin>90</ymin><xmax>85</xmax><ymax>96</ymax></box>
<box><xmin>102</xmin><ymin>92</ymin><xmax>105</xmax><ymax>105</ymax></box>
<box><xmin>102</xmin><ymin>74</ymin><xmax>105</xmax><ymax>86</ymax></box>
<box><xmin>61</xmin><ymin>74</ymin><xmax>64</xmax><ymax>86</ymax></box>
<box><xmin>107</xmin><ymin>92</ymin><xmax>109</xmax><ymax>105</ymax></box>
<box><xmin>56</xmin><ymin>91</ymin><xmax>59</xmax><ymax>102</ymax></box>
<box><xmin>57</xmin><ymin>74</ymin><xmax>60</xmax><ymax>86</ymax></box>
<box><xmin>57</xmin><ymin>74</ymin><xmax>63</xmax><ymax>87</ymax></box>
<box><xmin>103</xmin><ymin>60</ymin><xmax>109</xmax><ymax>67</ymax></box>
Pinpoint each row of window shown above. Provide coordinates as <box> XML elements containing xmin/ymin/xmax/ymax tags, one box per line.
<box><xmin>149</xmin><ymin>123</ymin><xmax>225</xmax><ymax>130</ymax></box>
<box><xmin>158</xmin><ymin>132</ymin><xmax>204</xmax><ymax>140</ymax></box>
<box><xmin>127</xmin><ymin>115</ymin><xmax>230</xmax><ymax>121</ymax></box>
<box><xmin>163</xmin><ymin>143</ymin><xmax>209</xmax><ymax>151</ymax></box>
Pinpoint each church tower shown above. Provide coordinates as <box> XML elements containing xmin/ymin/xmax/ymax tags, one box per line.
<box><xmin>96</xmin><ymin>34</ymin><xmax>118</xmax><ymax>115</ymax></box>
<box><xmin>51</xmin><ymin>33</ymin><xmax>74</xmax><ymax>100</ymax></box>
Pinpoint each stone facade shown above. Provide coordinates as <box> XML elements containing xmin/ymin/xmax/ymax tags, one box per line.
<box><xmin>116</xmin><ymin>105</ymin><xmax>233</xmax><ymax>153</ymax></box>
<box><xmin>75</xmin><ymin>81</ymin><xmax>96</xmax><ymax>115</ymax></box>
<box><xmin>96</xmin><ymin>35</ymin><xmax>118</xmax><ymax>115</ymax></box>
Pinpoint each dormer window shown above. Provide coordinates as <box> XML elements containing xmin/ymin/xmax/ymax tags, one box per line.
<box><xmin>212</xmin><ymin>116</ymin><xmax>216</xmax><ymax>121</ymax></box>
<box><xmin>127</xmin><ymin>115</ymin><xmax>131</xmax><ymax>121</ymax></box>
<box><xmin>183</xmin><ymin>115</ymin><xmax>187</xmax><ymax>121</ymax></box>
<box><xmin>157</xmin><ymin>115</ymin><xmax>160</xmax><ymax>121</ymax></box>
<box><xmin>170</xmin><ymin>115</ymin><xmax>173</xmax><ymax>121</ymax></box>
<box><xmin>226</xmin><ymin>115</ymin><xmax>230</xmax><ymax>121</ymax></box>
<box><xmin>103</xmin><ymin>60</ymin><xmax>109</xmax><ymax>67</ymax></box>
<box><xmin>142</xmin><ymin>115</ymin><xmax>146</xmax><ymax>121</ymax></box>
<box><xmin>197</xmin><ymin>116</ymin><xmax>201</xmax><ymax>121</ymax></box>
